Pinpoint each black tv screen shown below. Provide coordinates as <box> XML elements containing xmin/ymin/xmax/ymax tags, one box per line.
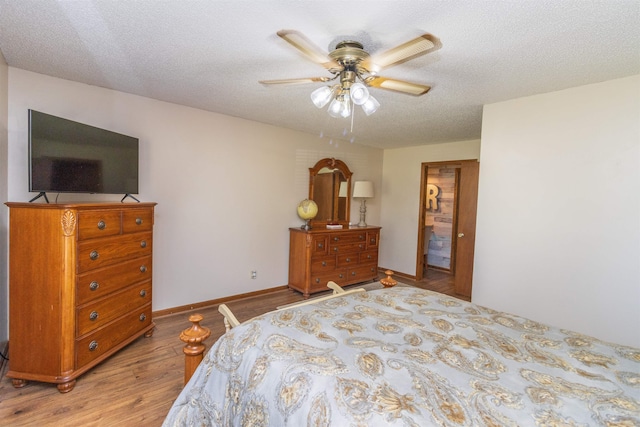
<box><xmin>29</xmin><ymin>110</ymin><xmax>139</xmax><ymax>195</ymax></box>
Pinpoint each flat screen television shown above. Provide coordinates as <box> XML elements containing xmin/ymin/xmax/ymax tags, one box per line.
<box><xmin>28</xmin><ymin>110</ymin><xmax>139</xmax><ymax>199</ymax></box>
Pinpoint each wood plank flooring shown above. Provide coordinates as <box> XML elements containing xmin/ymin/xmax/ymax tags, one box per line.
<box><xmin>0</xmin><ymin>269</ymin><xmax>461</xmax><ymax>426</ymax></box>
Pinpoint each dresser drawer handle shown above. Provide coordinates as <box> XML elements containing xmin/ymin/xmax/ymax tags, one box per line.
<box><xmin>315</xmin><ymin>278</ymin><xmax>320</xmax><ymax>283</ymax></box>
<box><xmin>370</xmin><ymin>238</ymin><xmax>376</xmax><ymax>244</ymax></box>
<box><xmin>139</xmin><ymin>313</ymin><xmax>147</xmax><ymax>322</ymax></box>
<box><xmin>136</xmin><ymin>217</ymin><xmax>143</xmax><ymax>225</ymax></box>
<box><xmin>140</xmin><ymin>265</ymin><xmax>147</xmax><ymax>273</ymax></box>
<box><xmin>333</xmin><ymin>237</ymin><xmax>339</xmax><ymax>241</ymax></box>
<box><xmin>359</xmin><ymin>235</ymin><xmax>364</xmax><ymax>240</ymax></box>
<box><xmin>359</xmin><ymin>244</ymin><xmax>364</xmax><ymax>249</ymax></box>
<box><xmin>140</xmin><ymin>289</ymin><xmax>147</xmax><ymax>297</ymax></box>
<box><xmin>97</xmin><ymin>220</ymin><xmax>106</xmax><ymax>230</ymax></box>
<box><xmin>90</xmin><ymin>250</ymin><xmax>99</xmax><ymax>260</ymax></box>
<box><xmin>89</xmin><ymin>340</ymin><xmax>98</xmax><ymax>352</ymax></box>
<box><xmin>333</xmin><ymin>247</ymin><xmax>338</xmax><ymax>252</ymax></box>
<box><xmin>351</xmin><ymin>271</ymin><xmax>356</xmax><ymax>276</ymax></box>
<box><xmin>89</xmin><ymin>281</ymin><xmax>99</xmax><ymax>291</ymax></box>
<box><xmin>89</xmin><ymin>311</ymin><xmax>99</xmax><ymax>321</ymax></box>
<box><xmin>346</xmin><ymin>257</ymin><xmax>351</xmax><ymax>262</ymax></box>
<box><xmin>367</xmin><ymin>254</ymin><xmax>372</xmax><ymax>259</ymax></box>
<box><xmin>321</xmin><ymin>261</ymin><xmax>326</xmax><ymax>267</ymax></box>
<box><xmin>339</xmin><ymin>273</ymin><xmax>344</xmax><ymax>278</ymax></box>
<box><xmin>317</xmin><ymin>243</ymin><xmax>324</xmax><ymax>249</ymax></box>
<box><xmin>140</xmin><ymin>240</ymin><xmax>147</xmax><ymax>248</ymax></box>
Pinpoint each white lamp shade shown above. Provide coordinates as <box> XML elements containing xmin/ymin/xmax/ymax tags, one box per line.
<box><xmin>310</xmin><ymin>86</ymin><xmax>334</xmax><ymax>108</ymax></box>
<box><xmin>353</xmin><ymin>181</ymin><xmax>374</xmax><ymax>198</ymax></box>
<box><xmin>338</xmin><ymin>181</ymin><xmax>348</xmax><ymax>197</ymax></box>
<box><xmin>361</xmin><ymin>95</ymin><xmax>380</xmax><ymax>116</ymax></box>
<box><xmin>350</xmin><ymin>83</ymin><xmax>370</xmax><ymax>105</ymax></box>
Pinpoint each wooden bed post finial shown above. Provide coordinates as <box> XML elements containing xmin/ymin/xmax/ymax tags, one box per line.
<box><xmin>179</xmin><ymin>313</ymin><xmax>211</xmax><ymax>385</ymax></box>
<box><xmin>380</xmin><ymin>270</ymin><xmax>397</xmax><ymax>287</ymax></box>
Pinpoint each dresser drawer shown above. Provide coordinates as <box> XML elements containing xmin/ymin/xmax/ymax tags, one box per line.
<box><xmin>76</xmin><ymin>304</ymin><xmax>152</xmax><ymax>368</ymax></box>
<box><xmin>366</xmin><ymin>231</ymin><xmax>380</xmax><ymax>248</ymax></box>
<box><xmin>76</xmin><ymin>256</ymin><xmax>152</xmax><ymax>305</ymax></box>
<box><xmin>329</xmin><ymin>231</ymin><xmax>367</xmax><ymax>245</ymax></box>
<box><xmin>347</xmin><ymin>265</ymin><xmax>378</xmax><ymax>282</ymax></box>
<box><xmin>122</xmin><ymin>208</ymin><xmax>153</xmax><ymax>233</ymax></box>
<box><xmin>311</xmin><ymin>235</ymin><xmax>329</xmax><ymax>256</ymax></box>
<box><xmin>77</xmin><ymin>232</ymin><xmax>152</xmax><ymax>273</ymax></box>
<box><xmin>310</xmin><ymin>256</ymin><xmax>336</xmax><ymax>274</ymax></box>
<box><xmin>337</xmin><ymin>252</ymin><xmax>359</xmax><ymax>267</ymax></box>
<box><xmin>310</xmin><ymin>270</ymin><xmax>347</xmax><ymax>292</ymax></box>
<box><xmin>360</xmin><ymin>250</ymin><xmax>378</xmax><ymax>265</ymax></box>
<box><xmin>76</xmin><ymin>282</ymin><xmax>152</xmax><ymax>336</ymax></box>
<box><xmin>77</xmin><ymin>210</ymin><xmax>122</xmax><ymax>240</ymax></box>
<box><xmin>330</xmin><ymin>242</ymin><xmax>366</xmax><ymax>254</ymax></box>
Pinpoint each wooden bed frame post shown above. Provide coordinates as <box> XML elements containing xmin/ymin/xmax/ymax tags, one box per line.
<box><xmin>179</xmin><ymin>314</ymin><xmax>211</xmax><ymax>385</ymax></box>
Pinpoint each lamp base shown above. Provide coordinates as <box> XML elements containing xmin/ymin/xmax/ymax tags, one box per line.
<box><xmin>357</xmin><ymin>199</ymin><xmax>368</xmax><ymax>227</ymax></box>
<box><xmin>301</xmin><ymin>219</ymin><xmax>312</xmax><ymax>230</ymax></box>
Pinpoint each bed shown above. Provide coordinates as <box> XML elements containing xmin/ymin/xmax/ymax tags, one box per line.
<box><xmin>163</xmin><ymin>285</ymin><xmax>640</xmax><ymax>426</ymax></box>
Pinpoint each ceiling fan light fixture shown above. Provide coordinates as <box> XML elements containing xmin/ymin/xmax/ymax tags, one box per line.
<box><xmin>328</xmin><ymin>94</ymin><xmax>351</xmax><ymax>118</ymax></box>
<box><xmin>361</xmin><ymin>95</ymin><xmax>380</xmax><ymax>116</ymax></box>
<box><xmin>264</xmin><ymin>30</ymin><xmax>440</xmax><ymax>123</ymax></box>
<box><xmin>310</xmin><ymin>85</ymin><xmax>335</xmax><ymax>108</ymax></box>
<box><xmin>350</xmin><ymin>82</ymin><xmax>370</xmax><ymax>105</ymax></box>
<box><xmin>340</xmin><ymin>99</ymin><xmax>352</xmax><ymax>118</ymax></box>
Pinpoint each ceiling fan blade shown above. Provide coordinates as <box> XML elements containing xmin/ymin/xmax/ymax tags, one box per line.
<box><xmin>277</xmin><ymin>30</ymin><xmax>341</xmax><ymax>70</ymax></box>
<box><xmin>259</xmin><ymin>76</ymin><xmax>333</xmax><ymax>86</ymax></box>
<box><xmin>363</xmin><ymin>33</ymin><xmax>441</xmax><ymax>73</ymax></box>
<box><xmin>364</xmin><ymin>76</ymin><xmax>431</xmax><ymax>96</ymax></box>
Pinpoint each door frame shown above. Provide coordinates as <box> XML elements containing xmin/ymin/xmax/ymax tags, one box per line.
<box><xmin>415</xmin><ymin>159</ymin><xmax>478</xmax><ymax>281</ymax></box>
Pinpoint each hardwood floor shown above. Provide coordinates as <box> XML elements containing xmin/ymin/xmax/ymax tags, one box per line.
<box><xmin>0</xmin><ymin>269</ymin><xmax>461</xmax><ymax>426</ymax></box>
<box><xmin>398</xmin><ymin>268</ymin><xmax>469</xmax><ymax>301</ymax></box>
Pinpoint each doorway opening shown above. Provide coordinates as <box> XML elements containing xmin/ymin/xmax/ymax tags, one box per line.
<box><xmin>416</xmin><ymin>160</ymin><xmax>479</xmax><ymax>298</ymax></box>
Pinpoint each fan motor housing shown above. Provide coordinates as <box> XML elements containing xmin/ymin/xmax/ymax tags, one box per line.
<box><xmin>329</xmin><ymin>40</ymin><xmax>369</xmax><ymax>66</ymax></box>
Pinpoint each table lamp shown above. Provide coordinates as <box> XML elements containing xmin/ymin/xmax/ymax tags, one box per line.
<box><xmin>352</xmin><ymin>181</ymin><xmax>374</xmax><ymax>227</ymax></box>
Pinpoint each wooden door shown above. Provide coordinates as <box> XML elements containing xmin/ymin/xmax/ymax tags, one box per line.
<box><xmin>454</xmin><ymin>161</ymin><xmax>480</xmax><ymax>297</ymax></box>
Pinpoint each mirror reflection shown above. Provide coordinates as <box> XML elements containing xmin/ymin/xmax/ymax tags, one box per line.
<box><xmin>309</xmin><ymin>158</ymin><xmax>352</xmax><ymax>226</ymax></box>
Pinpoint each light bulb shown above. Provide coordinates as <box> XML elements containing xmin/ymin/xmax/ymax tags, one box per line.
<box><xmin>350</xmin><ymin>83</ymin><xmax>370</xmax><ymax>105</ymax></box>
<box><xmin>361</xmin><ymin>95</ymin><xmax>380</xmax><ymax>116</ymax></box>
<box><xmin>328</xmin><ymin>98</ymin><xmax>342</xmax><ymax>118</ymax></box>
<box><xmin>328</xmin><ymin>95</ymin><xmax>351</xmax><ymax>118</ymax></box>
<box><xmin>310</xmin><ymin>86</ymin><xmax>334</xmax><ymax>108</ymax></box>
<box><xmin>339</xmin><ymin>97</ymin><xmax>351</xmax><ymax>118</ymax></box>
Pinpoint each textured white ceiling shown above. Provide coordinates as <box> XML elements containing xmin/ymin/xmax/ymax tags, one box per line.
<box><xmin>0</xmin><ymin>0</ymin><xmax>638</xmax><ymax>149</ymax></box>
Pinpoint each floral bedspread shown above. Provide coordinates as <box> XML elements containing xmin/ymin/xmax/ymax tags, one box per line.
<box><xmin>163</xmin><ymin>287</ymin><xmax>640</xmax><ymax>426</ymax></box>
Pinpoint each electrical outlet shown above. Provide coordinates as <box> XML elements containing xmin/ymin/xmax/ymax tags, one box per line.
<box><xmin>251</xmin><ymin>270</ymin><xmax>257</xmax><ymax>279</ymax></box>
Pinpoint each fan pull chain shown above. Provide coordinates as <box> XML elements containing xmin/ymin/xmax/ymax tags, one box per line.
<box><xmin>350</xmin><ymin>99</ymin><xmax>355</xmax><ymax>133</ymax></box>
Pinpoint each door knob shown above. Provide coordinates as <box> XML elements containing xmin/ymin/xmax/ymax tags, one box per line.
<box><xmin>458</xmin><ymin>233</ymin><xmax>465</xmax><ymax>238</ymax></box>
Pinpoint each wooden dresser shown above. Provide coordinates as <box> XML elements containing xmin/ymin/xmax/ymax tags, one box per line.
<box><xmin>288</xmin><ymin>226</ymin><xmax>381</xmax><ymax>297</ymax></box>
<box><xmin>5</xmin><ymin>202</ymin><xmax>156</xmax><ymax>393</ymax></box>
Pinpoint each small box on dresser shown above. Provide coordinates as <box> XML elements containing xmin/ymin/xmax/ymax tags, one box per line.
<box><xmin>5</xmin><ymin>202</ymin><xmax>156</xmax><ymax>393</ymax></box>
<box><xmin>288</xmin><ymin>226</ymin><xmax>381</xmax><ymax>298</ymax></box>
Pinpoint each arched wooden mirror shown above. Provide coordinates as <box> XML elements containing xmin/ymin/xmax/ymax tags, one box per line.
<box><xmin>309</xmin><ymin>158</ymin><xmax>352</xmax><ymax>227</ymax></box>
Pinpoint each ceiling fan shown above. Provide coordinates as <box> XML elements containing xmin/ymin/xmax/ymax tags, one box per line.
<box><xmin>259</xmin><ymin>30</ymin><xmax>441</xmax><ymax>118</ymax></box>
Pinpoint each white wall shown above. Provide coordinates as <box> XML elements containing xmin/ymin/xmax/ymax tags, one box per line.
<box><xmin>0</xmin><ymin>53</ymin><xmax>8</xmax><ymax>342</ymax></box>
<box><xmin>379</xmin><ymin>140</ymin><xmax>481</xmax><ymax>276</ymax></box>
<box><xmin>4</xmin><ymin>69</ymin><xmax>383</xmax><ymax>329</ymax></box>
<box><xmin>474</xmin><ymin>75</ymin><xmax>640</xmax><ymax>348</ymax></box>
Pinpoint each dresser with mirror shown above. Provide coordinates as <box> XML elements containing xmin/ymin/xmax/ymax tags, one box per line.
<box><xmin>288</xmin><ymin>158</ymin><xmax>381</xmax><ymax>297</ymax></box>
